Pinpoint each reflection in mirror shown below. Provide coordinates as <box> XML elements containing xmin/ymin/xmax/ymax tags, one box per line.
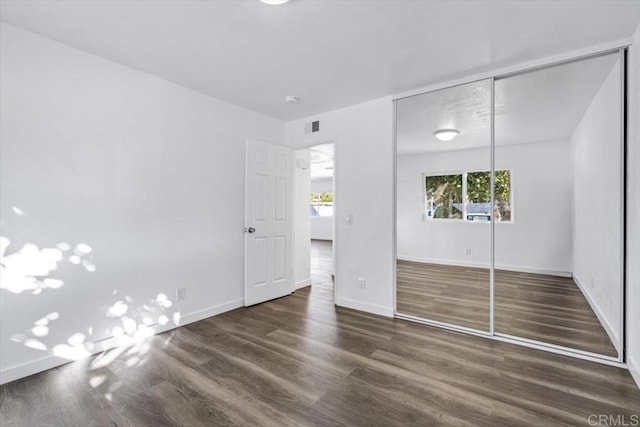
<box><xmin>494</xmin><ymin>52</ymin><xmax>622</xmax><ymax>357</ymax></box>
<box><xmin>396</xmin><ymin>79</ymin><xmax>491</xmax><ymax>332</ymax></box>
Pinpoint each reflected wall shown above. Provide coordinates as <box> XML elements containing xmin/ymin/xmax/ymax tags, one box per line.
<box><xmin>494</xmin><ymin>52</ymin><xmax>623</xmax><ymax>357</ymax></box>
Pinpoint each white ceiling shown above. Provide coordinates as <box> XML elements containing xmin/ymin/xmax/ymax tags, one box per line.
<box><xmin>1</xmin><ymin>1</ymin><xmax>638</xmax><ymax>121</ymax></box>
<box><xmin>397</xmin><ymin>52</ymin><xmax>619</xmax><ymax>155</ymax></box>
<box><xmin>309</xmin><ymin>143</ymin><xmax>333</xmax><ymax>181</ymax></box>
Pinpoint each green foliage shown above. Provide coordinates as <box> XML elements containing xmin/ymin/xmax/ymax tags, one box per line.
<box><xmin>493</xmin><ymin>170</ymin><xmax>512</xmax><ymax>221</ymax></box>
<box><xmin>425</xmin><ymin>170</ymin><xmax>512</xmax><ymax>221</ymax></box>
<box><xmin>310</xmin><ymin>192</ymin><xmax>333</xmax><ymax>203</ymax></box>
<box><xmin>466</xmin><ymin>171</ymin><xmax>491</xmax><ymax>203</ymax></box>
<box><xmin>465</xmin><ymin>171</ymin><xmax>508</xmax><ymax>201</ymax></box>
<box><xmin>425</xmin><ymin>174</ymin><xmax>463</xmax><ymax>219</ymax></box>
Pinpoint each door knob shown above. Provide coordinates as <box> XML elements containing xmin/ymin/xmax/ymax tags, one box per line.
<box><xmin>245</xmin><ymin>227</ymin><xmax>256</xmax><ymax>233</ymax></box>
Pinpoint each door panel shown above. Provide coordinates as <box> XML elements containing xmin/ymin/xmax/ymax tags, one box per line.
<box><xmin>254</xmin><ymin>174</ymin><xmax>268</xmax><ymax>222</ymax></box>
<box><xmin>245</xmin><ymin>138</ymin><xmax>293</xmax><ymax>306</ymax></box>
<box><xmin>274</xmin><ymin>235</ymin><xmax>286</xmax><ymax>281</ymax></box>
<box><xmin>274</xmin><ymin>176</ymin><xmax>287</xmax><ymax>221</ymax></box>
<box><xmin>251</xmin><ymin>236</ymin><xmax>268</xmax><ymax>287</ymax></box>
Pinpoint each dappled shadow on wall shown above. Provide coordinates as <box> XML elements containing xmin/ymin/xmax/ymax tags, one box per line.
<box><xmin>1</xmin><ymin>205</ymin><xmax>180</xmax><ymax>399</ymax></box>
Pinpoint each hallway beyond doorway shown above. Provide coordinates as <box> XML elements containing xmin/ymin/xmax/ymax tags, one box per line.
<box><xmin>309</xmin><ymin>239</ymin><xmax>333</xmax><ymax>300</ymax></box>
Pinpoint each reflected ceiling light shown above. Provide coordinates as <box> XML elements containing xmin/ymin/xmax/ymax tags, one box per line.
<box><xmin>433</xmin><ymin>129</ymin><xmax>460</xmax><ymax>141</ymax></box>
<box><xmin>260</xmin><ymin>0</ymin><xmax>290</xmax><ymax>5</ymax></box>
<box><xmin>283</xmin><ymin>95</ymin><xmax>299</xmax><ymax>104</ymax></box>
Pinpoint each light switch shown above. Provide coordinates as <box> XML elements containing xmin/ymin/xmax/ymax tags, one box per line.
<box><xmin>346</xmin><ymin>214</ymin><xmax>353</xmax><ymax>225</ymax></box>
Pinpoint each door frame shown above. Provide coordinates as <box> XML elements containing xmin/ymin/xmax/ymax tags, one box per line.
<box><xmin>292</xmin><ymin>138</ymin><xmax>338</xmax><ymax>306</ymax></box>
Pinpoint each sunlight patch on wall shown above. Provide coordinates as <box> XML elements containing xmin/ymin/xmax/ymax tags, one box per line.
<box><xmin>2</xmin><ymin>218</ymin><xmax>183</xmax><ymax>400</ymax></box>
<box><xmin>0</xmin><ymin>236</ymin><xmax>96</xmax><ymax>294</ymax></box>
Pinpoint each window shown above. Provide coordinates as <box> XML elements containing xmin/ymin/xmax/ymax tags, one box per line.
<box><xmin>310</xmin><ymin>192</ymin><xmax>333</xmax><ymax>217</ymax></box>
<box><xmin>424</xmin><ymin>170</ymin><xmax>512</xmax><ymax>222</ymax></box>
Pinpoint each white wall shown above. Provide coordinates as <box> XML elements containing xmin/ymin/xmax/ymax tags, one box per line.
<box><xmin>570</xmin><ymin>59</ymin><xmax>622</xmax><ymax>350</ymax></box>
<box><xmin>311</xmin><ymin>178</ymin><xmax>333</xmax><ymax>194</ymax></box>
<box><xmin>294</xmin><ymin>149</ymin><xmax>311</xmax><ymax>289</ymax></box>
<box><xmin>0</xmin><ymin>24</ymin><xmax>285</xmax><ymax>383</ymax></box>
<box><xmin>626</xmin><ymin>24</ymin><xmax>640</xmax><ymax>388</ymax></box>
<box><xmin>397</xmin><ymin>140</ymin><xmax>573</xmax><ymax>275</ymax></box>
<box><xmin>286</xmin><ymin>97</ymin><xmax>394</xmax><ymax>317</ymax></box>
<box><xmin>310</xmin><ymin>217</ymin><xmax>333</xmax><ymax>241</ymax></box>
<box><xmin>310</xmin><ymin>178</ymin><xmax>333</xmax><ymax>241</ymax></box>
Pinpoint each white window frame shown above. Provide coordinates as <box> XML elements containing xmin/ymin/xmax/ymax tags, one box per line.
<box><xmin>422</xmin><ymin>169</ymin><xmax>513</xmax><ymax>223</ymax></box>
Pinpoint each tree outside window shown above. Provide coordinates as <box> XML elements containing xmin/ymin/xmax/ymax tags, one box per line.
<box><xmin>424</xmin><ymin>170</ymin><xmax>512</xmax><ymax>222</ymax></box>
<box><xmin>310</xmin><ymin>192</ymin><xmax>333</xmax><ymax>217</ymax></box>
<box><xmin>425</xmin><ymin>175</ymin><xmax>463</xmax><ymax>219</ymax></box>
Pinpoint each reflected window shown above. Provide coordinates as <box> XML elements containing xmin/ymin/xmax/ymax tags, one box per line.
<box><xmin>424</xmin><ymin>174</ymin><xmax>463</xmax><ymax>219</ymax></box>
<box><xmin>424</xmin><ymin>170</ymin><xmax>512</xmax><ymax>222</ymax></box>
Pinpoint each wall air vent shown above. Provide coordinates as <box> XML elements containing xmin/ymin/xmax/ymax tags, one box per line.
<box><xmin>304</xmin><ymin>120</ymin><xmax>320</xmax><ymax>134</ymax></box>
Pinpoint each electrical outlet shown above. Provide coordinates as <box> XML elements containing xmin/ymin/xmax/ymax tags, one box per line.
<box><xmin>465</xmin><ymin>248</ymin><xmax>472</xmax><ymax>256</ymax></box>
<box><xmin>176</xmin><ymin>288</ymin><xmax>186</xmax><ymax>302</ymax></box>
<box><xmin>358</xmin><ymin>277</ymin><xmax>366</xmax><ymax>289</ymax></box>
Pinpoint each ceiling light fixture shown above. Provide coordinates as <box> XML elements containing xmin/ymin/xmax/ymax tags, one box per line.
<box><xmin>433</xmin><ymin>129</ymin><xmax>460</xmax><ymax>141</ymax></box>
<box><xmin>283</xmin><ymin>95</ymin><xmax>299</xmax><ymax>104</ymax></box>
<box><xmin>259</xmin><ymin>0</ymin><xmax>290</xmax><ymax>5</ymax></box>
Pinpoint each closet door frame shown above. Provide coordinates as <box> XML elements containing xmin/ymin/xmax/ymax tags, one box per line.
<box><xmin>392</xmin><ymin>47</ymin><xmax>627</xmax><ymax>367</ymax></box>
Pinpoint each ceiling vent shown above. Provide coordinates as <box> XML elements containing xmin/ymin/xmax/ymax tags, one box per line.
<box><xmin>304</xmin><ymin>120</ymin><xmax>320</xmax><ymax>134</ymax></box>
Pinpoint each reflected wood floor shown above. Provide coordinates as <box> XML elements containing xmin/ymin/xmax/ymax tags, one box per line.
<box><xmin>397</xmin><ymin>260</ymin><xmax>618</xmax><ymax>357</ymax></box>
<box><xmin>2</xmin><ymin>262</ymin><xmax>638</xmax><ymax>426</ymax></box>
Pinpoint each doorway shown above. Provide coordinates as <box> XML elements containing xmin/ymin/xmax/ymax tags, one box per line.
<box><xmin>294</xmin><ymin>142</ymin><xmax>335</xmax><ymax>303</ymax></box>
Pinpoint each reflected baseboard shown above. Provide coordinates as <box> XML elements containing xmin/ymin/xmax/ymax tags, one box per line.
<box><xmin>573</xmin><ymin>275</ymin><xmax>620</xmax><ymax>353</ymax></box>
<box><xmin>396</xmin><ymin>254</ymin><xmax>572</xmax><ymax>277</ymax></box>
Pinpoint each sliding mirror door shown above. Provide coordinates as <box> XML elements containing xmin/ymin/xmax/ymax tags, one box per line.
<box><xmin>396</xmin><ymin>79</ymin><xmax>492</xmax><ymax>332</ymax></box>
<box><xmin>493</xmin><ymin>52</ymin><xmax>623</xmax><ymax>358</ymax></box>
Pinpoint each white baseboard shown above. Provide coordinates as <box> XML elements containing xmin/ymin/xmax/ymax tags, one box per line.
<box><xmin>573</xmin><ymin>275</ymin><xmax>620</xmax><ymax>353</ymax></box>
<box><xmin>178</xmin><ymin>298</ymin><xmax>244</xmax><ymax>326</ymax></box>
<box><xmin>629</xmin><ymin>357</ymin><xmax>640</xmax><ymax>390</ymax></box>
<box><xmin>396</xmin><ymin>254</ymin><xmax>572</xmax><ymax>277</ymax></box>
<box><xmin>295</xmin><ymin>279</ymin><xmax>311</xmax><ymax>290</ymax></box>
<box><xmin>336</xmin><ymin>297</ymin><xmax>394</xmax><ymax>318</ymax></box>
<box><xmin>0</xmin><ymin>297</ymin><xmax>244</xmax><ymax>386</ymax></box>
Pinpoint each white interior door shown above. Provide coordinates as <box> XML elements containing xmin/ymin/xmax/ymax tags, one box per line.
<box><xmin>244</xmin><ymin>138</ymin><xmax>293</xmax><ymax>306</ymax></box>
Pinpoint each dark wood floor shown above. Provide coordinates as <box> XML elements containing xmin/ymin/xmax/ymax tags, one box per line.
<box><xmin>396</xmin><ymin>260</ymin><xmax>618</xmax><ymax>357</ymax></box>
<box><xmin>2</xmin><ymin>250</ymin><xmax>638</xmax><ymax>426</ymax></box>
<box><xmin>310</xmin><ymin>239</ymin><xmax>333</xmax><ymax>295</ymax></box>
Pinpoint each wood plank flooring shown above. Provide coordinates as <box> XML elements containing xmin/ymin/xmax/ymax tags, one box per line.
<box><xmin>310</xmin><ymin>239</ymin><xmax>333</xmax><ymax>293</ymax></box>
<box><xmin>1</xmin><ymin>245</ymin><xmax>638</xmax><ymax>426</ymax></box>
<box><xmin>396</xmin><ymin>260</ymin><xmax>618</xmax><ymax>357</ymax></box>
<box><xmin>397</xmin><ymin>261</ymin><xmax>491</xmax><ymax>331</ymax></box>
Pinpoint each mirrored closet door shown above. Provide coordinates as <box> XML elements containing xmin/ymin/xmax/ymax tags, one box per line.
<box><xmin>493</xmin><ymin>52</ymin><xmax>623</xmax><ymax>358</ymax></box>
<box><xmin>395</xmin><ymin>50</ymin><xmax>625</xmax><ymax>361</ymax></box>
<box><xmin>395</xmin><ymin>79</ymin><xmax>492</xmax><ymax>333</ymax></box>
